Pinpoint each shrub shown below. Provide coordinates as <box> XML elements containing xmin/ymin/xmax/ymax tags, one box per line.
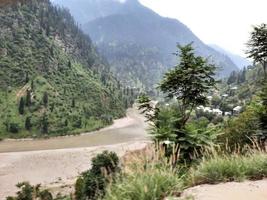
<box><xmin>72</xmin><ymin>118</ymin><xmax>82</xmax><ymax>129</ymax></box>
<box><xmin>9</xmin><ymin>123</ymin><xmax>20</xmax><ymax>133</ymax></box>
<box><xmin>83</xmin><ymin>171</ymin><xmax>107</xmax><ymax>200</ymax></box>
<box><xmin>91</xmin><ymin>151</ymin><xmax>120</xmax><ymax>175</ymax></box>
<box><xmin>75</xmin><ymin>151</ymin><xmax>120</xmax><ymax>200</ymax></box>
<box><xmin>151</xmin><ymin>104</ymin><xmax>218</xmax><ymax>163</ymax></box>
<box><xmin>6</xmin><ymin>182</ymin><xmax>53</xmax><ymax>200</ymax></box>
<box><xmin>218</xmin><ymin>101</ymin><xmax>262</xmax><ymax>149</ymax></box>
<box><xmin>74</xmin><ymin>177</ymin><xmax>85</xmax><ymax>200</ymax></box>
<box><xmin>39</xmin><ymin>190</ymin><xmax>53</xmax><ymax>200</ymax></box>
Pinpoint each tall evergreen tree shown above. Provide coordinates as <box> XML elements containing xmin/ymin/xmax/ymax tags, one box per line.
<box><xmin>25</xmin><ymin>116</ymin><xmax>32</xmax><ymax>131</ymax></box>
<box><xmin>25</xmin><ymin>89</ymin><xmax>31</xmax><ymax>106</ymax></box>
<box><xmin>71</xmin><ymin>98</ymin><xmax>75</xmax><ymax>108</ymax></box>
<box><xmin>227</xmin><ymin>71</ymin><xmax>238</xmax><ymax>85</ymax></box>
<box><xmin>19</xmin><ymin>97</ymin><xmax>25</xmax><ymax>115</ymax></box>
<box><xmin>41</xmin><ymin>113</ymin><xmax>49</xmax><ymax>134</ymax></box>
<box><xmin>43</xmin><ymin>92</ymin><xmax>48</xmax><ymax>107</ymax></box>
<box><xmin>31</xmin><ymin>80</ymin><xmax>34</xmax><ymax>91</ymax></box>
<box><xmin>25</xmin><ymin>72</ymin><xmax>29</xmax><ymax>83</ymax></box>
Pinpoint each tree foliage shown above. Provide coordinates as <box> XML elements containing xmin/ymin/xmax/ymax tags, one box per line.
<box><xmin>159</xmin><ymin>44</ymin><xmax>216</xmax><ymax>127</ymax></box>
<box><xmin>247</xmin><ymin>23</ymin><xmax>267</xmax><ymax>75</ymax></box>
<box><xmin>139</xmin><ymin>44</ymin><xmax>217</xmax><ymax>162</ymax></box>
<box><xmin>75</xmin><ymin>151</ymin><xmax>120</xmax><ymax>200</ymax></box>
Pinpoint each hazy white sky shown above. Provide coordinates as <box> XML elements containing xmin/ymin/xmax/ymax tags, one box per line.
<box><xmin>139</xmin><ymin>0</ymin><xmax>267</xmax><ymax>56</ymax></box>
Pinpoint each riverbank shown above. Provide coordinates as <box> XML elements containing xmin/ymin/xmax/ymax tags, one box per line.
<box><xmin>0</xmin><ymin>141</ymin><xmax>149</xmax><ymax>199</ymax></box>
<box><xmin>0</xmin><ymin>107</ymin><xmax>149</xmax><ymax>199</ymax></box>
<box><xmin>0</xmin><ymin>108</ymin><xmax>148</xmax><ymax>153</ymax></box>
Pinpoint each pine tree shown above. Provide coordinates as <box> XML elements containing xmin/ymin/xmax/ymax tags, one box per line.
<box><xmin>31</xmin><ymin>80</ymin><xmax>34</xmax><ymax>91</ymax></box>
<box><xmin>25</xmin><ymin>89</ymin><xmax>31</xmax><ymax>106</ymax></box>
<box><xmin>227</xmin><ymin>71</ymin><xmax>237</xmax><ymax>85</ymax></box>
<box><xmin>68</xmin><ymin>60</ymin><xmax>72</xmax><ymax>68</ymax></box>
<box><xmin>25</xmin><ymin>72</ymin><xmax>29</xmax><ymax>83</ymax></box>
<box><xmin>25</xmin><ymin>116</ymin><xmax>32</xmax><ymax>130</ymax></box>
<box><xmin>71</xmin><ymin>98</ymin><xmax>75</xmax><ymax>108</ymax></box>
<box><xmin>19</xmin><ymin>97</ymin><xmax>25</xmax><ymax>115</ymax></box>
<box><xmin>43</xmin><ymin>92</ymin><xmax>48</xmax><ymax>107</ymax></box>
<box><xmin>41</xmin><ymin>113</ymin><xmax>49</xmax><ymax>134</ymax></box>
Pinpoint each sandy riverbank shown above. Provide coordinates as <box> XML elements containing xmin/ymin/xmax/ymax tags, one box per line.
<box><xmin>0</xmin><ymin>141</ymin><xmax>149</xmax><ymax>199</ymax></box>
<box><xmin>0</xmin><ymin>107</ymin><xmax>149</xmax><ymax>199</ymax></box>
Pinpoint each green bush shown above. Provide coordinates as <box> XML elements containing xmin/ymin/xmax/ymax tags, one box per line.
<box><xmin>151</xmin><ymin>104</ymin><xmax>217</xmax><ymax>163</ymax></box>
<box><xmin>91</xmin><ymin>151</ymin><xmax>120</xmax><ymax>175</ymax></box>
<box><xmin>6</xmin><ymin>182</ymin><xmax>53</xmax><ymax>200</ymax></box>
<box><xmin>9</xmin><ymin>123</ymin><xmax>20</xmax><ymax>133</ymax></box>
<box><xmin>74</xmin><ymin>177</ymin><xmax>85</xmax><ymax>200</ymax></box>
<box><xmin>39</xmin><ymin>190</ymin><xmax>53</xmax><ymax>200</ymax></box>
<box><xmin>190</xmin><ymin>152</ymin><xmax>267</xmax><ymax>185</ymax></box>
<box><xmin>218</xmin><ymin>101</ymin><xmax>262</xmax><ymax>149</ymax></box>
<box><xmin>75</xmin><ymin>151</ymin><xmax>120</xmax><ymax>200</ymax></box>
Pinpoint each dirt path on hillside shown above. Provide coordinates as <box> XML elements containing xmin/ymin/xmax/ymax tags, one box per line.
<box><xmin>0</xmin><ymin>108</ymin><xmax>150</xmax><ymax>199</ymax></box>
<box><xmin>16</xmin><ymin>84</ymin><xmax>29</xmax><ymax>100</ymax></box>
<box><xmin>181</xmin><ymin>179</ymin><xmax>267</xmax><ymax>200</ymax></box>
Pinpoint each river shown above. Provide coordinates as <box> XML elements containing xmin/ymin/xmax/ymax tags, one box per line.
<box><xmin>0</xmin><ymin>107</ymin><xmax>149</xmax><ymax>199</ymax></box>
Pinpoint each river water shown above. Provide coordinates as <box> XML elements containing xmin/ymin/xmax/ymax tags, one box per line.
<box><xmin>0</xmin><ymin>108</ymin><xmax>150</xmax><ymax>199</ymax></box>
<box><xmin>0</xmin><ymin>108</ymin><xmax>149</xmax><ymax>153</ymax></box>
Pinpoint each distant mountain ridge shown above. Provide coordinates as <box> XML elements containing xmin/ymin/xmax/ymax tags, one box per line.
<box><xmin>209</xmin><ymin>44</ymin><xmax>252</xmax><ymax>69</ymax></box>
<box><xmin>54</xmin><ymin>0</ymin><xmax>239</xmax><ymax>89</ymax></box>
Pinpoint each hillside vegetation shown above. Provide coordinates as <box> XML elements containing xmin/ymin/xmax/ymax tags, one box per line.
<box><xmin>0</xmin><ymin>0</ymin><xmax>135</xmax><ymax>138</ymax></box>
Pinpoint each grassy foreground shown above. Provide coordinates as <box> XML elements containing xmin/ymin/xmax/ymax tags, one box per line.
<box><xmin>103</xmin><ymin>146</ymin><xmax>267</xmax><ymax>200</ymax></box>
<box><xmin>189</xmin><ymin>150</ymin><xmax>267</xmax><ymax>185</ymax></box>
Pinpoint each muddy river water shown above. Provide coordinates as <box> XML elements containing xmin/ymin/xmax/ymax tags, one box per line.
<box><xmin>0</xmin><ymin>108</ymin><xmax>149</xmax><ymax>199</ymax></box>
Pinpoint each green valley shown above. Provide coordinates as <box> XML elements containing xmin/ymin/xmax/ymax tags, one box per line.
<box><xmin>0</xmin><ymin>1</ymin><xmax>266</xmax><ymax>200</ymax></box>
<box><xmin>0</xmin><ymin>0</ymin><xmax>135</xmax><ymax>138</ymax></box>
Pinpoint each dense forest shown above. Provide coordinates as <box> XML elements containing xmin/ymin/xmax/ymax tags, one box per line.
<box><xmin>0</xmin><ymin>0</ymin><xmax>137</xmax><ymax>138</ymax></box>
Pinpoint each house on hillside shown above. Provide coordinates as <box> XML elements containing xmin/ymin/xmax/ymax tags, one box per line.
<box><xmin>233</xmin><ymin>106</ymin><xmax>242</xmax><ymax>114</ymax></box>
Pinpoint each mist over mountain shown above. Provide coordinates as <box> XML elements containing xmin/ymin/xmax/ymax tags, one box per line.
<box><xmin>54</xmin><ymin>0</ymin><xmax>239</xmax><ymax>89</ymax></box>
<box><xmin>210</xmin><ymin>44</ymin><xmax>252</xmax><ymax>69</ymax></box>
<box><xmin>53</xmin><ymin>0</ymin><xmax>126</xmax><ymax>24</ymax></box>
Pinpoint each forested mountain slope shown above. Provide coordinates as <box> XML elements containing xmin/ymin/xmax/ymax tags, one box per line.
<box><xmin>0</xmin><ymin>0</ymin><xmax>130</xmax><ymax>138</ymax></box>
<box><xmin>210</xmin><ymin>44</ymin><xmax>252</xmax><ymax>69</ymax></box>
<box><xmin>54</xmin><ymin>0</ymin><xmax>239</xmax><ymax>90</ymax></box>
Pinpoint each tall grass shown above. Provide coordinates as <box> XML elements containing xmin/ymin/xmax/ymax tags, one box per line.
<box><xmin>104</xmin><ymin>145</ymin><xmax>185</xmax><ymax>200</ymax></box>
<box><xmin>103</xmin><ymin>144</ymin><xmax>267</xmax><ymax>200</ymax></box>
<box><xmin>190</xmin><ymin>150</ymin><xmax>267</xmax><ymax>185</ymax></box>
